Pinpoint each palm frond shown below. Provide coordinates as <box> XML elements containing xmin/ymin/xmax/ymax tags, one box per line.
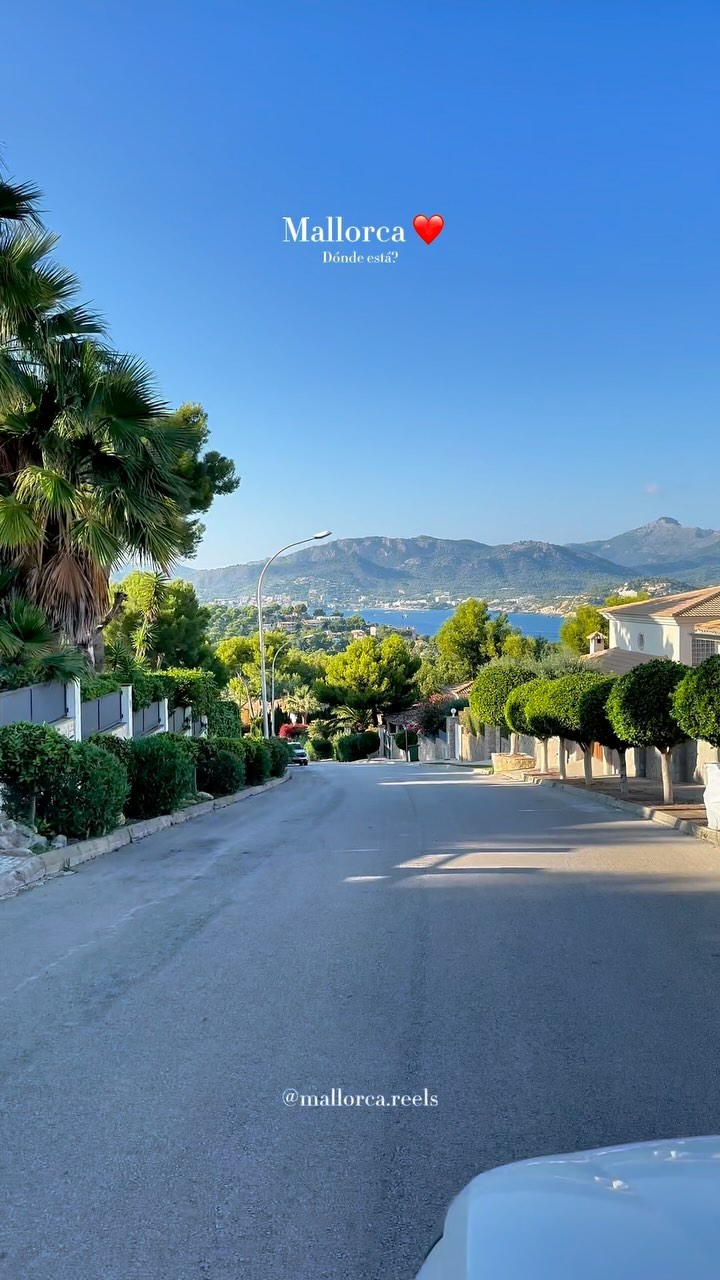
<box><xmin>0</xmin><ymin>496</ymin><xmax>42</xmax><ymax>549</ymax></box>
<box><xmin>15</xmin><ymin>465</ymin><xmax>78</xmax><ymax>518</ymax></box>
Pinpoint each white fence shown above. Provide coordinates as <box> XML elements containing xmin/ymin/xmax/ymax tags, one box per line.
<box><xmin>0</xmin><ymin>679</ymin><xmax>206</xmax><ymax>745</ymax></box>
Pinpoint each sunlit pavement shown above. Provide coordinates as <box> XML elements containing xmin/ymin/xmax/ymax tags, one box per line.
<box><xmin>3</xmin><ymin>761</ymin><xmax>720</xmax><ymax>1280</ymax></box>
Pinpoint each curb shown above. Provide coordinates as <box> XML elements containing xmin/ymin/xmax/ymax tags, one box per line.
<box><xmin>0</xmin><ymin>771</ymin><xmax>292</xmax><ymax>900</ymax></box>
<box><xmin>511</xmin><ymin>772</ymin><xmax>720</xmax><ymax>847</ymax></box>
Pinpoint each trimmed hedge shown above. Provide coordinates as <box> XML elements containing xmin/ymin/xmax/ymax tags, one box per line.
<box><xmin>332</xmin><ymin>731</ymin><xmax>379</xmax><ymax>762</ymax></box>
<box><xmin>307</xmin><ymin>737</ymin><xmax>332</xmax><ymax>760</ymax></box>
<box><xmin>44</xmin><ymin>742</ymin><xmax>129</xmax><ymax>839</ymax></box>
<box><xmin>394</xmin><ymin>728</ymin><xmax>418</xmax><ymax>750</ymax></box>
<box><xmin>268</xmin><ymin>738</ymin><xmax>293</xmax><ymax>777</ymax></box>
<box><xmin>196</xmin><ymin>742</ymin><xmax>245</xmax><ymax>797</ymax></box>
<box><xmin>240</xmin><ymin>736</ymin><xmax>272</xmax><ymax>785</ymax></box>
<box><xmin>124</xmin><ymin>735</ymin><xmax>195</xmax><ymax>819</ymax></box>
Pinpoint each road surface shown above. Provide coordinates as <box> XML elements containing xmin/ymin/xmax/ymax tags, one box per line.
<box><xmin>3</xmin><ymin>761</ymin><xmax>720</xmax><ymax>1279</ymax></box>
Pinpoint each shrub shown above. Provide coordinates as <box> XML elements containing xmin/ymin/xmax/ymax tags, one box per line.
<box><xmin>0</xmin><ymin>722</ymin><xmax>71</xmax><ymax>822</ymax></box>
<box><xmin>165</xmin><ymin>732</ymin><xmax>201</xmax><ymax>764</ymax></box>
<box><xmin>88</xmin><ymin>732</ymin><xmax>132</xmax><ymax>769</ymax></box>
<box><xmin>268</xmin><ymin>738</ymin><xmax>293</xmax><ymax>777</ymax></box>
<box><xmin>672</xmin><ymin>655</ymin><xmax>720</xmax><ymax>746</ymax></box>
<box><xmin>240</xmin><ymin>736</ymin><xmax>272</xmax><ymax>785</ymax></box>
<box><xmin>278</xmin><ymin>723</ymin><xmax>308</xmax><ymax>739</ymax></box>
<box><xmin>195</xmin><ymin>742</ymin><xmax>244</xmax><ymax>797</ymax></box>
<box><xmin>125</xmin><ymin>735</ymin><xmax>195</xmax><ymax>819</ymax></box>
<box><xmin>417</xmin><ymin>697</ymin><xmax>469</xmax><ymax>737</ymax></box>
<box><xmin>207</xmin><ymin>699</ymin><xmax>242</xmax><ymax>739</ymax></box>
<box><xmin>359</xmin><ymin>729</ymin><xmax>380</xmax><ymax>755</ymax></box>
<box><xmin>394</xmin><ymin>728</ymin><xmax>418</xmax><ymax>750</ymax></box>
<box><xmin>332</xmin><ymin>732</ymin><xmax>378</xmax><ymax>761</ymax></box>
<box><xmin>44</xmin><ymin>742</ymin><xmax>129</xmax><ymax>839</ymax></box>
<box><xmin>307</xmin><ymin>737</ymin><xmax>332</xmax><ymax>760</ymax></box>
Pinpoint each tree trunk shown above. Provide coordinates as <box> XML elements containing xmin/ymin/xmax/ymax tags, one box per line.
<box><xmin>558</xmin><ymin>739</ymin><xmax>566</xmax><ymax>780</ymax></box>
<box><xmin>511</xmin><ymin>731</ymin><xmax>520</xmax><ymax>753</ymax></box>
<box><xmin>660</xmin><ymin>749</ymin><xmax>674</xmax><ymax>805</ymax></box>
<box><xmin>583</xmin><ymin>746</ymin><xmax>594</xmax><ymax>785</ymax></box>
<box><xmin>617</xmin><ymin>749</ymin><xmax>628</xmax><ymax>796</ymax></box>
<box><xmin>540</xmin><ymin>738</ymin><xmax>549</xmax><ymax>773</ymax></box>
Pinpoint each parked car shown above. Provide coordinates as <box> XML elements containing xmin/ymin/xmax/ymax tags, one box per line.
<box><xmin>290</xmin><ymin>744</ymin><xmax>309</xmax><ymax>766</ymax></box>
<box><xmin>417</xmin><ymin>1136</ymin><xmax>720</xmax><ymax>1278</ymax></box>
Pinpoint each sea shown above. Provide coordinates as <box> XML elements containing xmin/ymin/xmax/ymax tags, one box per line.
<box><xmin>347</xmin><ymin>607</ymin><xmax>564</xmax><ymax>642</ymax></box>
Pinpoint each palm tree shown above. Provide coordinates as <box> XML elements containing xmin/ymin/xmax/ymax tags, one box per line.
<box><xmin>0</xmin><ymin>588</ymin><xmax>85</xmax><ymax>686</ymax></box>
<box><xmin>286</xmin><ymin>684</ymin><xmax>321</xmax><ymax>725</ymax></box>
<box><xmin>0</xmin><ymin>174</ymin><xmax>196</xmax><ymax>660</ymax></box>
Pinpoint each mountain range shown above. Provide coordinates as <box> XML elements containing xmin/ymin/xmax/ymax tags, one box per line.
<box><xmin>176</xmin><ymin>518</ymin><xmax>720</xmax><ymax>604</ymax></box>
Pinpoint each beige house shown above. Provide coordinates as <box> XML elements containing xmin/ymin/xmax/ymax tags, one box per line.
<box><xmin>598</xmin><ymin>586</ymin><xmax>720</xmax><ymax>667</ymax></box>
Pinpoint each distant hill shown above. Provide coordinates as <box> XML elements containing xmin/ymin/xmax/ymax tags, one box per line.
<box><xmin>176</xmin><ymin>535</ymin><xmax>629</xmax><ymax>603</ymax></box>
<box><xmin>568</xmin><ymin>517</ymin><xmax>720</xmax><ymax>584</ymax></box>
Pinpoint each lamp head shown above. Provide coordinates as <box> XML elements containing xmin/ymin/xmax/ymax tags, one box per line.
<box><xmin>313</xmin><ymin>530</ymin><xmax>332</xmax><ymax>540</ymax></box>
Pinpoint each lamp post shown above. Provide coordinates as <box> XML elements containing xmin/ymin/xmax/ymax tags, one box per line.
<box><xmin>257</xmin><ymin>531</ymin><xmax>331</xmax><ymax>738</ymax></box>
<box><xmin>269</xmin><ymin>640</ymin><xmax>291</xmax><ymax>736</ymax></box>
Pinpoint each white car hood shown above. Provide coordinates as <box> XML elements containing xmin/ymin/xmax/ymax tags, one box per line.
<box><xmin>418</xmin><ymin>1137</ymin><xmax>720</xmax><ymax>1279</ymax></box>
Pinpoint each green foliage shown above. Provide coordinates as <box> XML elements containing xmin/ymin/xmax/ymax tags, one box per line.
<box><xmin>80</xmin><ymin>670</ymin><xmax>123</xmax><ymax>702</ymax></box>
<box><xmin>332</xmin><ymin>731</ymin><xmax>379</xmax><ymax>761</ymax></box>
<box><xmin>576</xmin><ymin>676</ymin><xmax>629</xmax><ymax>751</ymax></box>
<box><xmin>195</xmin><ymin>741</ymin><xmax>245</xmax><ymax>797</ymax></box>
<box><xmin>240</xmin><ymin>736</ymin><xmax>272</xmax><ymax>785</ymax></box>
<box><xmin>267</xmin><ymin>738</ymin><xmax>293</xmax><ymax>777</ymax></box>
<box><xmin>672</xmin><ymin>656</ymin><xmax>720</xmax><ymax>746</ymax></box>
<box><xmin>124</xmin><ymin>735</ymin><xmax>195</xmax><ymax>819</ymax></box>
<box><xmin>470</xmin><ymin>662</ymin><xmax>536</xmax><ymax>732</ymax></box>
<box><xmin>435</xmin><ymin>600</ymin><xmax>511</xmax><ymax>681</ymax></box>
<box><xmin>307</xmin><ymin>737</ymin><xmax>332</xmax><ymax>760</ymax></box>
<box><xmin>394</xmin><ymin>728</ymin><xmax>418</xmax><ymax>749</ymax></box>
<box><xmin>0</xmin><ymin>722</ymin><xmax>71</xmax><ymax>821</ymax></box>
<box><xmin>607</xmin><ymin>659</ymin><xmax>689</xmax><ymax>752</ymax></box>
<box><xmin>43</xmin><ymin>742</ymin><xmax>129</xmax><ymax>839</ymax></box>
<box><xmin>162</xmin><ymin>667</ymin><xmax>217</xmax><ymax>715</ymax></box>
<box><xmin>319</xmin><ymin>634</ymin><xmax>420</xmax><ymax>719</ymax></box>
<box><xmin>168</xmin><ymin>402</ymin><xmax>240</xmax><ymax>559</ymax></box>
<box><xmin>207</xmin><ymin>698</ymin><xmax>242</xmax><ymax>738</ymax></box>
<box><xmin>0</xmin><ymin>594</ymin><xmax>88</xmax><ymax>690</ymax></box>
<box><xmin>164</xmin><ymin>732</ymin><xmax>201</xmax><ymax>763</ymax></box>
<box><xmin>504</xmin><ymin>678</ymin><xmax>547</xmax><ymax>738</ymax></box>
<box><xmin>528</xmin><ymin>673</ymin><xmax>606</xmax><ymax>747</ymax></box>
<box><xmin>87</xmin><ymin>732</ymin><xmax>132</xmax><ymax>769</ymax></box>
<box><xmin>416</xmin><ymin>697</ymin><xmax>469</xmax><ymax>737</ymax></box>
<box><xmin>560</xmin><ymin>605</ymin><xmax>608</xmax><ymax>655</ymax></box>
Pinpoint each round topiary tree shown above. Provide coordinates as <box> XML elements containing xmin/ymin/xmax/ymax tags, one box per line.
<box><xmin>470</xmin><ymin>662</ymin><xmax>536</xmax><ymax>752</ymax></box>
<box><xmin>538</xmin><ymin>672</ymin><xmax>609</xmax><ymax>785</ymax></box>
<box><xmin>607</xmin><ymin>658</ymin><xmax>689</xmax><ymax>804</ymax></box>
<box><xmin>577</xmin><ymin>675</ymin><xmax>632</xmax><ymax>794</ymax></box>
<box><xmin>394</xmin><ymin>728</ymin><xmax>418</xmax><ymax>752</ymax></box>
<box><xmin>672</xmin><ymin>655</ymin><xmax>720</xmax><ymax>746</ymax></box>
<box><xmin>506</xmin><ymin>678</ymin><xmax>554</xmax><ymax>773</ymax></box>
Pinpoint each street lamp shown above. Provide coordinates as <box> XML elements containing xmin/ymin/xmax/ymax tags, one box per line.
<box><xmin>257</xmin><ymin>531</ymin><xmax>331</xmax><ymax>738</ymax></box>
<box><xmin>269</xmin><ymin>639</ymin><xmax>291</xmax><ymax>736</ymax></box>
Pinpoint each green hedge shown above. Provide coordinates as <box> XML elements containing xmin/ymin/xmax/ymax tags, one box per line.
<box><xmin>268</xmin><ymin>738</ymin><xmax>293</xmax><ymax>777</ymax></box>
<box><xmin>207</xmin><ymin>699</ymin><xmax>242</xmax><ymax>739</ymax></box>
<box><xmin>125</xmin><ymin>735</ymin><xmax>194</xmax><ymax>819</ymax></box>
<box><xmin>195</xmin><ymin>741</ymin><xmax>245</xmax><ymax>797</ymax></box>
<box><xmin>394</xmin><ymin>728</ymin><xmax>418</xmax><ymax>749</ymax></box>
<box><xmin>332</xmin><ymin>731</ymin><xmax>379</xmax><ymax>762</ymax></box>
<box><xmin>240</xmin><ymin>736</ymin><xmax>272</xmax><ymax>785</ymax></box>
<box><xmin>162</xmin><ymin>668</ymin><xmax>218</xmax><ymax>716</ymax></box>
<box><xmin>307</xmin><ymin>737</ymin><xmax>332</xmax><ymax>760</ymax></box>
<box><xmin>44</xmin><ymin>742</ymin><xmax>129</xmax><ymax>839</ymax></box>
<box><xmin>80</xmin><ymin>671</ymin><xmax>123</xmax><ymax>702</ymax></box>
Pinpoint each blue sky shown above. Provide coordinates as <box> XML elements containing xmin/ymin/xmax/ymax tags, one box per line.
<box><xmin>3</xmin><ymin>1</ymin><xmax>720</xmax><ymax>566</ymax></box>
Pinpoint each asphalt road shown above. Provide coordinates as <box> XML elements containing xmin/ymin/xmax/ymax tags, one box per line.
<box><xmin>3</xmin><ymin>761</ymin><xmax>720</xmax><ymax>1279</ymax></box>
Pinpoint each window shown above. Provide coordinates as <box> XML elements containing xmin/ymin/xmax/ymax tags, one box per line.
<box><xmin>691</xmin><ymin>636</ymin><xmax>720</xmax><ymax>666</ymax></box>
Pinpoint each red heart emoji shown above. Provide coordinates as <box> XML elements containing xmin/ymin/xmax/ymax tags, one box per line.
<box><xmin>413</xmin><ymin>213</ymin><xmax>444</xmax><ymax>244</ymax></box>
